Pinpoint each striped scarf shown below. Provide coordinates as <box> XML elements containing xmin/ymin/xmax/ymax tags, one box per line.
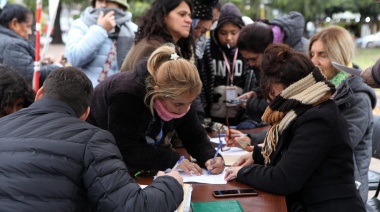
<box><xmin>261</xmin><ymin>68</ymin><xmax>336</xmax><ymax>165</ymax></box>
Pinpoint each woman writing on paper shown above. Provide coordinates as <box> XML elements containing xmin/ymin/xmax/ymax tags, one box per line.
<box><xmin>224</xmin><ymin>44</ymin><xmax>365</xmax><ymax>211</ymax></box>
<box><xmin>87</xmin><ymin>44</ymin><xmax>224</xmax><ymax>176</ymax></box>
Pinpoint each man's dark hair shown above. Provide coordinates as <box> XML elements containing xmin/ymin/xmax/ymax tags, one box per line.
<box><xmin>237</xmin><ymin>22</ymin><xmax>273</xmax><ymax>54</ymax></box>
<box><xmin>42</xmin><ymin>67</ymin><xmax>93</xmax><ymax>117</ymax></box>
<box><xmin>260</xmin><ymin>43</ymin><xmax>315</xmax><ymax>100</ymax></box>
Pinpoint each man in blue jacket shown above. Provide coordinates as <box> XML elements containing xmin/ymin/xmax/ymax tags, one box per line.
<box><xmin>0</xmin><ymin>66</ymin><xmax>183</xmax><ymax>211</ymax></box>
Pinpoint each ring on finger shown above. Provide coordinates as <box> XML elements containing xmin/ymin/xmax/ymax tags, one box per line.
<box><xmin>228</xmin><ymin>167</ymin><xmax>233</xmax><ymax>173</ymax></box>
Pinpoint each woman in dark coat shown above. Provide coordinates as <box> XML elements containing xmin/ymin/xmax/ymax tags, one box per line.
<box><xmin>225</xmin><ymin>44</ymin><xmax>365</xmax><ymax>211</ymax></box>
<box><xmin>87</xmin><ymin>44</ymin><xmax>224</xmax><ymax>176</ymax></box>
<box><xmin>0</xmin><ymin>3</ymin><xmax>60</xmax><ymax>87</ymax></box>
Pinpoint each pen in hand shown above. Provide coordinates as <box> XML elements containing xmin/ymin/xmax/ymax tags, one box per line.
<box><xmin>208</xmin><ymin>141</ymin><xmax>223</xmax><ymax>175</ymax></box>
<box><xmin>168</xmin><ymin>156</ymin><xmax>185</xmax><ymax>173</ymax></box>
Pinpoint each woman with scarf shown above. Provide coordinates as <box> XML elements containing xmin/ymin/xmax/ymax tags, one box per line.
<box><xmin>309</xmin><ymin>26</ymin><xmax>376</xmax><ymax>203</ymax></box>
<box><xmin>224</xmin><ymin>44</ymin><xmax>365</xmax><ymax>211</ymax></box>
<box><xmin>87</xmin><ymin>44</ymin><xmax>224</xmax><ymax>176</ymax></box>
<box><xmin>65</xmin><ymin>0</ymin><xmax>137</xmax><ymax>87</ymax></box>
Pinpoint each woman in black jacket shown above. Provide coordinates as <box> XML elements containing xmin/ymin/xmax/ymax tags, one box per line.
<box><xmin>225</xmin><ymin>44</ymin><xmax>365</xmax><ymax>211</ymax></box>
<box><xmin>88</xmin><ymin>44</ymin><xmax>224</xmax><ymax>176</ymax></box>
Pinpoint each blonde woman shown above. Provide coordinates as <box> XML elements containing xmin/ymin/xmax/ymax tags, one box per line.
<box><xmin>88</xmin><ymin>44</ymin><xmax>225</xmax><ymax>176</ymax></box>
<box><xmin>309</xmin><ymin>26</ymin><xmax>376</xmax><ymax>203</ymax></box>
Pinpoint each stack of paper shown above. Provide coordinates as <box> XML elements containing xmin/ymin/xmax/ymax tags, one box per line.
<box><xmin>180</xmin><ymin>168</ymin><xmax>227</xmax><ymax>184</ymax></box>
<box><xmin>176</xmin><ymin>184</ymin><xmax>192</xmax><ymax>212</ymax></box>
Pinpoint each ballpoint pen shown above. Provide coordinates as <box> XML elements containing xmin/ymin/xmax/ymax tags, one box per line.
<box><xmin>208</xmin><ymin>141</ymin><xmax>223</xmax><ymax>175</ymax></box>
<box><xmin>170</xmin><ymin>155</ymin><xmax>185</xmax><ymax>172</ymax></box>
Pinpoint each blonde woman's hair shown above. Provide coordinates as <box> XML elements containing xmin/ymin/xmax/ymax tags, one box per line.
<box><xmin>309</xmin><ymin>25</ymin><xmax>355</xmax><ymax>68</ymax></box>
<box><xmin>144</xmin><ymin>43</ymin><xmax>202</xmax><ymax>114</ymax></box>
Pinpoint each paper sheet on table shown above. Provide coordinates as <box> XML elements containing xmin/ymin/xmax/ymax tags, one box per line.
<box><xmin>180</xmin><ymin>168</ymin><xmax>227</xmax><ymax>184</ymax></box>
<box><xmin>218</xmin><ymin>147</ymin><xmax>249</xmax><ymax>166</ymax></box>
<box><xmin>140</xmin><ymin>184</ymin><xmax>192</xmax><ymax>212</ymax></box>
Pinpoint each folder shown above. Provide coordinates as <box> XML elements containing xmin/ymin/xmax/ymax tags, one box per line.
<box><xmin>191</xmin><ymin>200</ymin><xmax>244</xmax><ymax>212</ymax></box>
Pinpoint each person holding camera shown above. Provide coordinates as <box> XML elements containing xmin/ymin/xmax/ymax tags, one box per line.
<box><xmin>65</xmin><ymin>0</ymin><xmax>137</xmax><ymax>87</ymax></box>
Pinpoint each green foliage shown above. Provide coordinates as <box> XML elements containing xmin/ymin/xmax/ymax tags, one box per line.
<box><xmin>270</xmin><ymin>0</ymin><xmax>380</xmax><ymax>21</ymax></box>
<box><xmin>128</xmin><ymin>1</ymin><xmax>150</xmax><ymax>22</ymax></box>
<box><xmin>353</xmin><ymin>48</ymin><xmax>380</xmax><ymax>69</ymax></box>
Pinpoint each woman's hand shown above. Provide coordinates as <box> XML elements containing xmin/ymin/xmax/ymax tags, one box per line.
<box><xmin>43</xmin><ymin>55</ymin><xmax>55</xmax><ymax>64</ymax></box>
<box><xmin>231</xmin><ymin>153</ymin><xmax>254</xmax><ymax>167</ymax></box>
<box><xmin>97</xmin><ymin>10</ymin><xmax>116</xmax><ymax>32</ymax></box>
<box><xmin>205</xmin><ymin>156</ymin><xmax>225</xmax><ymax>174</ymax></box>
<box><xmin>224</xmin><ymin>166</ymin><xmax>243</xmax><ymax>181</ymax></box>
<box><xmin>178</xmin><ymin>159</ymin><xmax>203</xmax><ymax>176</ymax></box>
<box><xmin>237</xmin><ymin>91</ymin><xmax>257</xmax><ymax>108</ymax></box>
<box><xmin>232</xmin><ymin>153</ymin><xmax>254</xmax><ymax>167</ymax></box>
<box><xmin>225</xmin><ymin>129</ymin><xmax>251</xmax><ymax>150</ymax></box>
<box><xmin>237</xmin><ymin>91</ymin><xmax>257</xmax><ymax>100</ymax></box>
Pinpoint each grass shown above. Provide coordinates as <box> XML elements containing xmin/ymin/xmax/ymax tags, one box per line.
<box><xmin>353</xmin><ymin>48</ymin><xmax>380</xmax><ymax>114</ymax></box>
<box><xmin>353</xmin><ymin>48</ymin><xmax>380</xmax><ymax>69</ymax></box>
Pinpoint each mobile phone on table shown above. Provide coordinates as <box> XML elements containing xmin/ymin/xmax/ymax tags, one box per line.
<box><xmin>212</xmin><ymin>188</ymin><xmax>258</xmax><ymax>197</ymax></box>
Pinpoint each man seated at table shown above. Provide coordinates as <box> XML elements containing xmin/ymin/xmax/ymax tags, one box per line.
<box><xmin>0</xmin><ymin>67</ymin><xmax>183</xmax><ymax>211</ymax></box>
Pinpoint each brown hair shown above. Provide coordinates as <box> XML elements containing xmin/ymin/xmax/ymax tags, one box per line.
<box><xmin>43</xmin><ymin>67</ymin><xmax>93</xmax><ymax>117</ymax></box>
<box><xmin>260</xmin><ymin>43</ymin><xmax>316</xmax><ymax>100</ymax></box>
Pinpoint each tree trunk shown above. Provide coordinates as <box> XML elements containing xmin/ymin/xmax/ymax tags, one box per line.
<box><xmin>51</xmin><ymin>0</ymin><xmax>63</xmax><ymax>44</ymax></box>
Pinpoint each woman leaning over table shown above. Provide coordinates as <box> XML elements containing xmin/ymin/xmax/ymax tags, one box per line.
<box><xmin>309</xmin><ymin>25</ymin><xmax>376</xmax><ymax>203</ymax></box>
<box><xmin>225</xmin><ymin>44</ymin><xmax>365</xmax><ymax>211</ymax></box>
<box><xmin>87</xmin><ymin>44</ymin><xmax>224</xmax><ymax>176</ymax></box>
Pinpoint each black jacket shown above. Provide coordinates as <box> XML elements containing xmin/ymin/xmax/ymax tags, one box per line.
<box><xmin>270</xmin><ymin>11</ymin><xmax>309</xmax><ymax>53</ymax></box>
<box><xmin>0</xmin><ymin>98</ymin><xmax>183</xmax><ymax>212</ymax></box>
<box><xmin>237</xmin><ymin>100</ymin><xmax>365</xmax><ymax>211</ymax></box>
<box><xmin>0</xmin><ymin>26</ymin><xmax>58</xmax><ymax>87</ymax></box>
<box><xmin>87</xmin><ymin>60</ymin><xmax>217</xmax><ymax>172</ymax></box>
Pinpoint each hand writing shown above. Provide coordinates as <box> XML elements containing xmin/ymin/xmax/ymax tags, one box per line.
<box><xmin>225</xmin><ymin>129</ymin><xmax>251</xmax><ymax>149</ymax></box>
<box><xmin>205</xmin><ymin>157</ymin><xmax>224</xmax><ymax>174</ymax></box>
